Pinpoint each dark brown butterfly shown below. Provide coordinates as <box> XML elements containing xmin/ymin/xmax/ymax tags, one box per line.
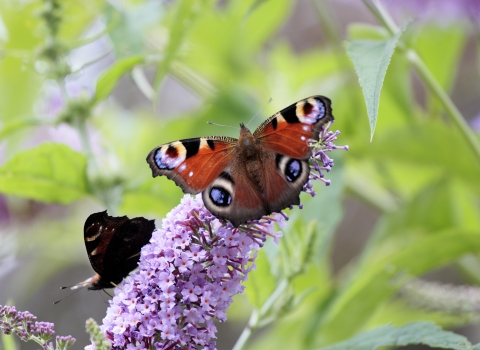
<box><xmin>68</xmin><ymin>211</ymin><xmax>155</xmax><ymax>291</ymax></box>
<box><xmin>146</xmin><ymin>96</ymin><xmax>334</xmax><ymax>227</ymax></box>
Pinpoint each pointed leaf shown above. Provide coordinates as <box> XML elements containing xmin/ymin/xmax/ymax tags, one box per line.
<box><xmin>345</xmin><ymin>23</ymin><xmax>407</xmax><ymax>140</ymax></box>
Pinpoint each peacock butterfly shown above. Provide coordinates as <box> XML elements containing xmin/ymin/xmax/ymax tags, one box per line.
<box><xmin>70</xmin><ymin>211</ymin><xmax>155</xmax><ymax>291</ymax></box>
<box><xmin>146</xmin><ymin>95</ymin><xmax>334</xmax><ymax>227</ymax></box>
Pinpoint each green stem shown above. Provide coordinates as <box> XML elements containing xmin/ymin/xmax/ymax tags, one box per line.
<box><xmin>407</xmin><ymin>50</ymin><xmax>480</xmax><ymax>163</ymax></box>
<box><xmin>363</xmin><ymin>0</ymin><xmax>480</xmax><ymax>164</ymax></box>
<box><xmin>232</xmin><ymin>279</ymin><xmax>289</xmax><ymax>350</ymax></box>
<box><xmin>312</xmin><ymin>0</ymin><xmax>342</xmax><ymax>49</ymax></box>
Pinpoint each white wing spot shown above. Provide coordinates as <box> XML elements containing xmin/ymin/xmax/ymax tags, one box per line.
<box><xmin>189</xmin><ymin>171</ymin><xmax>194</xmax><ymax>177</ymax></box>
<box><xmin>301</xmin><ymin>136</ymin><xmax>306</xmax><ymax>141</ymax></box>
<box><xmin>179</xmin><ymin>164</ymin><xmax>186</xmax><ymax>172</ymax></box>
<box><xmin>303</xmin><ymin>125</ymin><xmax>310</xmax><ymax>131</ymax></box>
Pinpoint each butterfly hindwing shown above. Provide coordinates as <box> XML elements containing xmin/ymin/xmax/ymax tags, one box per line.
<box><xmin>83</xmin><ymin>211</ymin><xmax>155</xmax><ymax>290</ymax></box>
<box><xmin>146</xmin><ymin>137</ymin><xmax>237</xmax><ymax>194</ymax></box>
<box><xmin>101</xmin><ymin>216</ymin><xmax>155</xmax><ymax>284</ymax></box>
<box><xmin>202</xmin><ymin>165</ymin><xmax>267</xmax><ymax>227</ymax></box>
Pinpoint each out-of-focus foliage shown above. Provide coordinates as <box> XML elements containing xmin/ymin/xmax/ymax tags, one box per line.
<box><xmin>0</xmin><ymin>0</ymin><xmax>480</xmax><ymax>349</ymax></box>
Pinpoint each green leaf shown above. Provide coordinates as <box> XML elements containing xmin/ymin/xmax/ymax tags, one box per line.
<box><xmin>154</xmin><ymin>0</ymin><xmax>196</xmax><ymax>88</ymax></box>
<box><xmin>386</xmin><ymin>178</ymin><xmax>480</xmax><ymax>234</ymax></box>
<box><xmin>352</xmin><ymin>122</ymin><xmax>480</xmax><ymax>190</ymax></box>
<box><xmin>120</xmin><ymin>178</ymin><xmax>178</xmax><ymax>218</ymax></box>
<box><xmin>244</xmin><ymin>248</ymin><xmax>277</xmax><ymax>309</ymax></box>
<box><xmin>0</xmin><ymin>143</ymin><xmax>87</xmax><ymax>203</ymax></box>
<box><xmin>0</xmin><ymin>118</ymin><xmax>44</xmax><ymax>140</ymax></box>
<box><xmin>413</xmin><ymin>24</ymin><xmax>466</xmax><ymax>92</ymax></box>
<box><xmin>315</xmin><ymin>230</ymin><xmax>480</xmax><ymax>346</ymax></box>
<box><xmin>348</xmin><ymin>23</ymin><xmax>389</xmax><ymax>41</ymax></box>
<box><xmin>345</xmin><ymin>23</ymin><xmax>407</xmax><ymax>140</ymax></box>
<box><xmin>103</xmin><ymin>1</ymin><xmax>163</xmax><ymax>58</ymax></box>
<box><xmin>319</xmin><ymin>322</ymin><xmax>475</xmax><ymax>350</ymax></box>
<box><xmin>1</xmin><ymin>332</ymin><xmax>18</xmax><ymax>350</ymax></box>
<box><xmin>93</xmin><ymin>55</ymin><xmax>144</xmax><ymax>105</ymax></box>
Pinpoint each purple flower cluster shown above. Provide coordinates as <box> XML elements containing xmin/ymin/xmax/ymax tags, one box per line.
<box><xmin>101</xmin><ymin>121</ymin><xmax>346</xmax><ymax>349</ymax></box>
<box><xmin>304</xmin><ymin>121</ymin><xmax>348</xmax><ymax>196</ymax></box>
<box><xmin>101</xmin><ymin>196</ymin><xmax>285</xmax><ymax>349</ymax></box>
<box><xmin>0</xmin><ymin>304</ymin><xmax>75</xmax><ymax>349</ymax></box>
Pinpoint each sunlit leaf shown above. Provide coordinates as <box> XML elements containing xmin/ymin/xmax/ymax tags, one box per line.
<box><xmin>352</xmin><ymin>122</ymin><xmax>480</xmax><ymax>190</ymax></box>
<box><xmin>93</xmin><ymin>55</ymin><xmax>144</xmax><ymax>105</ymax></box>
<box><xmin>0</xmin><ymin>143</ymin><xmax>87</xmax><ymax>204</ymax></box>
<box><xmin>244</xmin><ymin>249</ymin><xmax>277</xmax><ymax>309</ymax></box>
<box><xmin>315</xmin><ymin>230</ymin><xmax>480</xmax><ymax>345</ymax></box>
<box><xmin>0</xmin><ymin>118</ymin><xmax>44</xmax><ymax>140</ymax></box>
<box><xmin>413</xmin><ymin>24</ymin><xmax>466</xmax><ymax>92</ymax></box>
<box><xmin>1</xmin><ymin>332</ymin><xmax>18</xmax><ymax>350</ymax></box>
<box><xmin>154</xmin><ymin>0</ymin><xmax>197</xmax><ymax>89</ymax></box>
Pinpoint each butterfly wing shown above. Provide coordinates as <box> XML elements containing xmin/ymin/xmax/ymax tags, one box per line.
<box><xmin>84</xmin><ymin>211</ymin><xmax>128</xmax><ymax>279</ymax></box>
<box><xmin>101</xmin><ymin>216</ymin><xmax>155</xmax><ymax>285</ymax></box>
<box><xmin>146</xmin><ymin>137</ymin><xmax>238</xmax><ymax>194</ymax></box>
<box><xmin>202</xmin><ymin>163</ymin><xmax>267</xmax><ymax>227</ymax></box>
<box><xmin>83</xmin><ymin>211</ymin><xmax>154</xmax><ymax>290</ymax></box>
<box><xmin>254</xmin><ymin>95</ymin><xmax>333</xmax><ymax>158</ymax></box>
<box><xmin>254</xmin><ymin>96</ymin><xmax>334</xmax><ymax>215</ymax></box>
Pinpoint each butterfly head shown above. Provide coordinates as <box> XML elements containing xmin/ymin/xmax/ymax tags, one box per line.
<box><xmin>238</xmin><ymin>123</ymin><xmax>259</xmax><ymax>159</ymax></box>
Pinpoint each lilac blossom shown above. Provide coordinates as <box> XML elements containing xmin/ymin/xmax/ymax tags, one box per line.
<box><xmin>0</xmin><ymin>304</ymin><xmax>75</xmax><ymax>349</ymax></box>
<box><xmin>101</xmin><ymin>122</ymin><xmax>347</xmax><ymax>349</ymax></box>
<box><xmin>304</xmin><ymin>121</ymin><xmax>348</xmax><ymax>196</ymax></box>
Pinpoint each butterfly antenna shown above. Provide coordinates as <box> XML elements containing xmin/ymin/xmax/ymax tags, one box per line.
<box><xmin>98</xmin><ymin>290</ymin><xmax>111</xmax><ymax>304</ymax></box>
<box><xmin>53</xmin><ymin>287</ymin><xmax>83</xmax><ymax>305</ymax></box>
<box><xmin>110</xmin><ymin>281</ymin><xmax>122</xmax><ymax>290</ymax></box>
<box><xmin>245</xmin><ymin>97</ymin><xmax>273</xmax><ymax>127</ymax></box>
<box><xmin>206</xmin><ymin>121</ymin><xmax>239</xmax><ymax>130</ymax></box>
<box><xmin>103</xmin><ymin>289</ymin><xmax>113</xmax><ymax>298</ymax></box>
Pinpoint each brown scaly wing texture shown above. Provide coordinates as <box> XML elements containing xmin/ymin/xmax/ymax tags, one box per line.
<box><xmin>201</xmin><ymin>162</ymin><xmax>268</xmax><ymax>227</ymax></box>
<box><xmin>83</xmin><ymin>211</ymin><xmax>155</xmax><ymax>290</ymax></box>
<box><xmin>254</xmin><ymin>96</ymin><xmax>334</xmax><ymax>215</ymax></box>
<box><xmin>146</xmin><ymin>137</ymin><xmax>238</xmax><ymax>194</ymax></box>
<box><xmin>254</xmin><ymin>95</ymin><xmax>334</xmax><ymax>159</ymax></box>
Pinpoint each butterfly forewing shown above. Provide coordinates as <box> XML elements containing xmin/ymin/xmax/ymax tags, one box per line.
<box><xmin>146</xmin><ymin>137</ymin><xmax>237</xmax><ymax>194</ymax></box>
<box><xmin>84</xmin><ymin>211</ymin><xmax>129</xmax><ymax>277</ymax></box>
<box><xmin>255</xmin><ymin>95</ymin><xmax>333</xmax><ymax>158</ymax></box>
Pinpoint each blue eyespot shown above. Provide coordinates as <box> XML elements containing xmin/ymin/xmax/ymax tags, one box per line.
<box><xmin>285</xmin><ymin>159</ymin><xmax>301</xmax><ymax>182</ymax></box>
<box><xmin>210</xmin><ymin>187</ymin><xmax>232</xmax><ymax>207</ymax></box>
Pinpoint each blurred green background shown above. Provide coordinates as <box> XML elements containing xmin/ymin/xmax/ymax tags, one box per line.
<box><xmin>1</xmin><ymin>0</ymin><xmax>480</xmax><ymax>349</ymax></box>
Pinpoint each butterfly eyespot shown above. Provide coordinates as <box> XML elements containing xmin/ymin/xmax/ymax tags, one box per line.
<box><xmin>285</xmin><ymin>159</ymin><xmax>302</xmax><ymax>182</ymax></box>
<box><xmin>153</xmin><ymin>143</ymin><xmax>187</xmax><ymax>170</ymax></box>
<box><xmin>296</xmin><ymin>98</ymin><xmax>327</xmax><ymax>124</ymax></box>
<box><xmin>210</xmin><ymin>187</ymin><xmax>232</xmax><ymax>207</ymax></box>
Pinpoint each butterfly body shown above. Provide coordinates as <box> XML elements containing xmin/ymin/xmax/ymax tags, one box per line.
<box><xmin>147</xmin><ymin>96</ymin><xmax>334</xmax><ymax>227</ymax></box>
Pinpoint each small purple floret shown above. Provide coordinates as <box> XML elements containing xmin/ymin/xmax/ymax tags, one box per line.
<box><xmin>303</xmin><ymin>121</ymin><xmax>347</xmax><ymax>197</ymax></box>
